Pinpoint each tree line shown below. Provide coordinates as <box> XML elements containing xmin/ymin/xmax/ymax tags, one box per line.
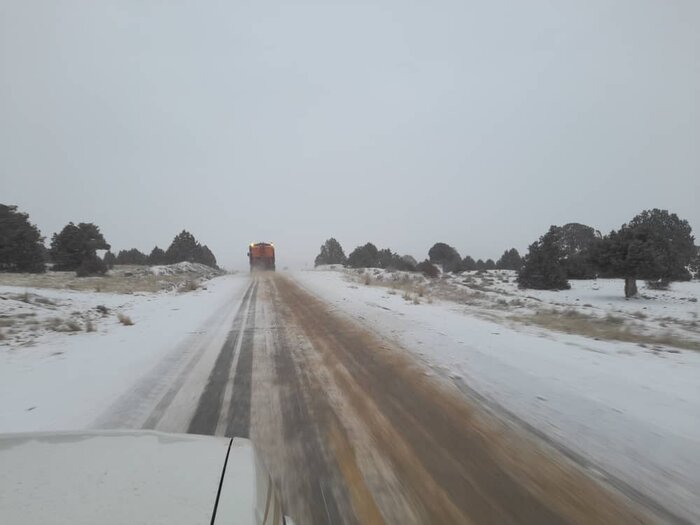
<box><xmin>104</xmin><ymin>231</ymin><xmax>217</xmax><ymax>270</ymax></box>
<box><xmin>0</xmin><ymin>204</ymin><xmax>218</xmax><ymax>277</ymax></box>
<box><xmin>314</xmin><ymin>209</ymin><xmax>699</xmax><ymax>298</ymax></box>
<box><xmin>517</xmin><ymin>209</ymin><xmax>696</xmax><ymax>297</ymax></box>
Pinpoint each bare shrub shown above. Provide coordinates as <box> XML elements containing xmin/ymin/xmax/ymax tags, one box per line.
<box><xmin>604</xmin><ymin>314</ymin><xmax>625</xmax><ymax>325</ymax></box>
<box><xmin>47</xmin><ymin>317</ymin><xmax>82</xmax><ymax>332</ymax></box>
<box><xmin>117</xmin><ymin>313</ymin><xmax>134</xmax><ymax>326</ymax></box>
<box><xmin>180</xmin><ymin>280</ymin><xmax>200</xmax><ymax>292</ymax></box>
<box><xmin>65</xmin><ymin>319</ymin><xmax>82</xmax><ymax>332</ymax></box>
<box><xmin>645</xmin><ymin>279</ymin><xmax>670</xmax><ymax>290</ymax></box>
<box><xmin>46</xmin><ymin>318</ymin><xmax>62</xmax><ymax>331</ymax></box>
<box><xmin>85</xmin><ymin>320</ymin><xmax>96</xmax><ymax>332</ymax></box>
<box><xmin>412</xmin><ymin>295</ymin><xmax>420</xmax><ymax>305</ymax></box>
<box><xmin>363</xmin><ymin>274</ymin><xmax>372</xmax><ymax>286</ymax></box>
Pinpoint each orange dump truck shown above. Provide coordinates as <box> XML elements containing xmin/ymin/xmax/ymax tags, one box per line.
<box><xmin>248</xmin><ymin>242</ymin><xmax>275</xmax><ymax>271</ymax></box>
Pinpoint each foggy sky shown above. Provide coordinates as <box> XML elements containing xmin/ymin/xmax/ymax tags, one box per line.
<box><xmin>2</xmin><ymin>1</ymin><xmax>698</xmax><ymax>269</ymax></box>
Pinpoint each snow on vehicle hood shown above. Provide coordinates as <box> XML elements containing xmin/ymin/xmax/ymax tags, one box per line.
<box><xmin>0</xmin><ymin>430</ymin><xmax>257</xmax><ymax>525</ymax></box>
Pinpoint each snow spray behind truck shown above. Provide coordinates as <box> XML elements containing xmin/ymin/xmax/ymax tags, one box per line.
<box><xmin>248</xmin><ymin>242</ymin><xmax>275</xmax><ymax>271</ymax></box>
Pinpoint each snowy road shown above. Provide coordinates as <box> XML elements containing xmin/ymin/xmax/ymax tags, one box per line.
<box><xmin>86</xmin><ymin>273</ymin><xmax>666</xmax><ymax>524</ymax></box>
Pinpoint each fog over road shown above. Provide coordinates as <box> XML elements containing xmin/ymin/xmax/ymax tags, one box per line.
<box><xmin>97</xmin><ymin>274</ymin><xmax>658</xmax><ymax>524</ymax></box>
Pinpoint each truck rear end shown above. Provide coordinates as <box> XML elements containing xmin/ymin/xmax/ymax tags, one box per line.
<box><xmin>248</xmin><ymin>243</ymin><xmax>275</xmax><ymax>271</ymax></box>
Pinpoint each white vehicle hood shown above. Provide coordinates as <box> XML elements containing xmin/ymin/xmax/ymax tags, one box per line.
<box><xmin>0</xmin><ymin>430</ymin><xmax>257</xmax><ymax>525</ymax></box>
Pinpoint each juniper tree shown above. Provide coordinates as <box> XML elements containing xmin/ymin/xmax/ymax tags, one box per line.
<box><xmin>148</xmin><ymin>246</ymin><xmax>166</xmax><ymax>265</ymax></box>
<box><xmin>347</xmin><ymin>243</ymin><xmax>380</xmax><ymax>268</ymax></box>
<box><xmin>314</xmin><ymin>238</ymin><xmax>347</xmax><ymax>266</ymax></box>
<box><xmin>496</xmin><ymin>248</ymin><xmax>522</xmax><ymax>271</ymax></box>
<box><xmin>428</xmin><ymin>242</ymin><xmax>462</xmax><ymax>273</ymax></box>
<box><xmin>461</xmin><ymin>256</ymin><xmax>477</xmax><ymax>271</ymax></box>
<box><xmin>517</xmin><ymin>226</ymin><xmax>570</xmax><ymax>290</ymax></box>
<box><xmin>0</xmin><ymin>204</ymin><xmax>46</xmax><ymax>273</ymax></box>
<box><xmin>591</xmin><ymin>209</ymin><xmax>694</xmax><ymax>297</ymax></box>
<box><xmin>50</xmin><ymin>222</ymin><xmax>110</xmax><ymax>276</ymax></box>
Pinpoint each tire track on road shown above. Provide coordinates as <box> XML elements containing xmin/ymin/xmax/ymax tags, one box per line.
<box><xmin>263</xmin><ymin>277</ymin><xmax>352</xmax><ymax>525</ymax></box>
<box><xmin>188</xmin><ymin>281</ymin><xmax>257</xmax><ymax>436</ymax></box>
<box><xmin>225</xmin><ymin>286</ymin><xmax>258</xmax><ymax>438</ymax></box>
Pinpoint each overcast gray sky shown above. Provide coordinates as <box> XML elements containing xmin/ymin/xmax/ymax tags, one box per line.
<box><xmin>1</xmin><ymin>0</ymin><xmax>698</xmax><ymax>269</ymax></box>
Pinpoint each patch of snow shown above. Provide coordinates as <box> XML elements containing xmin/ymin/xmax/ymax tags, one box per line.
<box><xmin>0</xmin><ymin>275</ymin><xmax>249</xmax><ymax>433</ymax></box>
<box><xmin>149</xmin><ymin>261</ymin><xmax>222</xmax><ymax>278</ymax></box>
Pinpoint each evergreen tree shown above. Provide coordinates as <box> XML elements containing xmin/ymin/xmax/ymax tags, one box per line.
<box><xmin>400</xmin><ymin>255</ymin><xmax>418</xmax><ymax>270</ymax></box>
<box><xmin>103</xmin><ymin>251</ymin><xmax>116</xmax><ymax>269</ymax></box>
<box><xmin>377</xmin><ymin>248</ymin><xmax>396</xmax><ymax>269</ymax></box>
<box><xmin>0</xmin><ymin>204</ymin><xmax>46</xmax><ymax>273</ymax></box>
<box><xmin>496</xmin><ymin>248</ymin><xmax>523</xmax><ymax>271</ymax></box>
<box><xmin>115</xmin><ymin>248</ymin><xmax>148</xmax><ymax>265</ymax></box>
<box><xmin>76</xmin><ymin>255</ymin><xmax>108</xmax><ymax>277</ymax></box>
<box><xmin>557</xmin><ymin>223</ymin><xmax>600</xmax><ymax>279</ymax></box>
<box><xmin>591</xmin><ymin>209</ymin><xmax>695</xmax><ymax>297</ymax></box>
<box><xmin>416</xmin><ymin>260</ymin><xmax>439</xmax><ymax>278</ymax></box>
<box><xmin>484</xmin><ymin>258</ymin><xmax>496</xmax><ymax>270</ymax></box>
<box><xmin>518</xmin><ymin>226</ymin><xmax>570</xmax><ymax>290</ymax></box>
<box><xmin>197</xmin><ymin>245</ymin><xmax>218</xmax><ymax>268</ymax></box>
<box><xmin>148</xmin><ymin>246</ymin><xmax>167</xmax><ymax>265</ymax></box>
<box><xmin>461</xmin><ymin>256</ymin><xmax>477</xmax><ymax>271</ymax></box>
<box><xmin>314</xmin><ymin>238</ymin><xmax>347</xmax><ymax>266</ymax></box>
<box><xmin>373</xmin><ymin>248</ymin><xmax>415</xmax><ymax>270</ymax></box>
<box><xmin>347</xmin><ymin>243</ymin><xmax>380</xmax><ymax>268</ymax></box>
<box><xmin>428</xmin><ymin>242</ymin><xmax>462</xmax><ymax>273</ymax></box>
<box><xmin>165</xmin><ymin>230</ymin><xmax>201</xmax><ymax>264</ymax></box>
<box><xmin>475</xmin><ymin>259</ymin><xmax>486</xmax><ymax>271</ymax></box>
<box><xmin>690</xmin><ymin>246</ymin><xmax>700</xmax><ymax>280</ymax></box>
<box><xmin>50</xmin><ymin>222</ymin><xmax>110</xmax><ymax>276</ymax></box>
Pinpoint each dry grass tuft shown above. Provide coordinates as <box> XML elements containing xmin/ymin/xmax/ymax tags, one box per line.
<box><xmin>64</xmin><ymin>319</ymin><xmax>82</xmax><ymax>332</ymax></box>
<box><xmin>180</xmin><ymin>280</ymin><xmax>200</xmax><ymax>292</ymax></box>
<box><xmin>513</xmin><ymin>309</ymin><xmax>700</xmax><ymax>351</ymax></box>
<box><xmin>46</xmin><ymin>317</ymin><xmax>82</xmax><ymax>332</ymax></box>
<box><xmin>85</xmin><ymin>319</ymin><xmax>96</xmax><ymax>332</ymax></box>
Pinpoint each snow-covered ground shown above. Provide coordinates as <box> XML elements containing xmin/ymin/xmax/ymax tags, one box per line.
<box><xmin>0</xmin><ymin>274</ymin><xmax>248</xmax><ymax>433</ymax></box>
<box><xmin>344</xmin><ymin>266</ymin><xmax>700</xmax><ymax>352</ymax></box>
<box><xmin>295</xmin><ymin>268</ymin><xmax>700</xmax><ymax>522</ymax></box>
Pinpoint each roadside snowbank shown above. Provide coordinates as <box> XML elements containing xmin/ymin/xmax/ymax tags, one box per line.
<box><xmin>294</xmin><ymin>269</ymin><xmax>700</xmax><ymax>523</ymax></box>
<box><xmin>0</xmin><ymin>275</ymin><xmax>248</xmax><ymax>433</ymax></box>
<box><xmin>150</xmin><ymin>261</ymin><xmax>222</xmax><ymax>279</ymax></box>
